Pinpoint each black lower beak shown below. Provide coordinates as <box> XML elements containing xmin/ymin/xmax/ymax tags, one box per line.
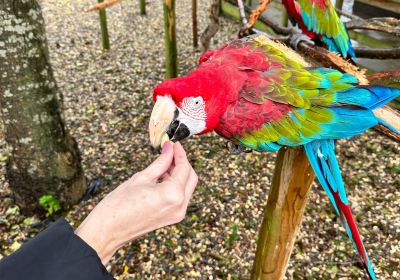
<box><xmin>167</xmin><ymin>120</ymin><xmax>190</xmax><ymax>142</ymax></box>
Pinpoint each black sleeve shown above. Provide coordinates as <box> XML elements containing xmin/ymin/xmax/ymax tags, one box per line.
<box><xmin>0</xmin><ymin>218</ymin><xmax>114</xmax><ymax>280</ymax></box>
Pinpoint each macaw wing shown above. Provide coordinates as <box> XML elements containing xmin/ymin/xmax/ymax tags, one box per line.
<box><xmin>198</xmin><ymin>35</ymin><xmax>306</xmax><ymax>71</ymax></box>
<box><xmin>221</xmin><ymin>67</ymin><xmax>378</xmax><ymax>150</ymax></box>
<box><xmin>239</xmin><ymin>67</ymin><xmax>357</xmax><ymax>108</ymax></box>
<box><xmin>297</xmin><ymin>0</ymin><xmax>355</xmax><ymax>58</ymax></box>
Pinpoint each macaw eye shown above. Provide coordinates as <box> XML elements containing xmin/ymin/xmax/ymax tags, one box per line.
<box><xmin>192</xmin><ymin>97</ymin><xmax>203</xmax><ymax>107</ymax></box>
<box><xmin>182</xmin><ymin>97</ymin><xmax>204</xmax><ymax>109</ymax></box>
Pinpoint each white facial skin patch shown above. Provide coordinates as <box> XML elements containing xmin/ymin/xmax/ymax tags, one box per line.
<box><xmin>179</xmin><ymin>97</ymin><xmax>207</xmax><ymax>135</ymax></box>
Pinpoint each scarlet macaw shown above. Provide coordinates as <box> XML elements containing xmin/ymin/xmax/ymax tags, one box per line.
<box><xmin>281</xmin><ymin>0</ymin><xmax>355</xmax><ymax>59</ymax></box>
<box><xmin>148</xmin><ymin>35</ymin><xmax>399</xmax><ymax>279</ymax></box>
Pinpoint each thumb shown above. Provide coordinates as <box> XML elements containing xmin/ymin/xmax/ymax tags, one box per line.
<box><xmin>142</xmin><ymin>141</ymin><xmax>174</xmax><ymax>180</ymax></box>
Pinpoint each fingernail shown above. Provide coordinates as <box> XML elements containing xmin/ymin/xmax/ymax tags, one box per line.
<box><xmin>161</xmin><ymin>141</ymin><xmax>172</xmax><ymax>154</ymax></box>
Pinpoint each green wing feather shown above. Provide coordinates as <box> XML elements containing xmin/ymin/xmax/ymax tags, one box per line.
<box><xmin>297</xmin><ymin>0</ymin><xmax>354</xmax><ymax>57</ymax></box>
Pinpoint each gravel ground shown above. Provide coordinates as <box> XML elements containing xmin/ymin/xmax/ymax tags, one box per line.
<box><xmin>1</xmin><ymin>0</ymin><xmax>399</xmax><ymax>279</ymax></box>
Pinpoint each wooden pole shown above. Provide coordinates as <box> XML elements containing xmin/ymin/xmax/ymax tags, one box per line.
<box><xmin>98</xmin><ymin>0</ymin><xmax>110</xmax><ymax>49</ymax></box>
<box><xmin>139</xmin><ymin>0</ymin><xmax>146</xmax><ymax>15</ymax></box>
<box><xmin>251</xmin><ymin>147</ymin><xmax>315</xmax><ymax>280</ymax></box>
<box><xmin>192</xmin><ymin>0</ymin><xmax>198</xmax><ymax>48</ymax></box>
<box><xmin>162</xmin><ymin>0</ymin><xmax>178</xmax><ymax>78</ymax></box>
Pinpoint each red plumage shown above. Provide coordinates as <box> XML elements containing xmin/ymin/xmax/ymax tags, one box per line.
<box><xmin>281</xmin><ymin>0</ymin><xmax>319</xmax><ymax>39</ymax></box>
<box><xmin>154</xmin><ymin>43</ymin><xmax>289</xmax><ymax>136</ymax></box>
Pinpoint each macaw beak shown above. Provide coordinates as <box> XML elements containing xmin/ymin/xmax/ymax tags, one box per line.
<box><xmin>149</xmin><ymin>96</ymin><xmax>191</xmax><ymax>148</ymax></box>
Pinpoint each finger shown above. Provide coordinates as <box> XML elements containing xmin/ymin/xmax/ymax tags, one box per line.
<box><xmin>170</xmin><ymin>142</ymin><xmax>191</xmax><ymax>187</ymax></box>
<box><xmin>159</xmin><ymin>168</ymin><xmax>173</xmax><ymax>181</ymax></box>
<box><xmin>183</xmin><ymin>168</ymin><xmax>198</xmax><ymax>207</ymax></box>
<box><xmin>159</xmin><ymin>159</ymin><xmax>175</xmax><ymax>181</ymax></box>
<box><xmin>159</xmin><ymin>173</ymin><xmax>170</xmax><ymax>182</ymax></box>
<box><xmin>141</xmin><ymin>141</ymin><xmax>174</xmax><ymax>180</ymax></box>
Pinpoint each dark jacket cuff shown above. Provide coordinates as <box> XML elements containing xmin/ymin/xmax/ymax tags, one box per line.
<box><xmin>0</xmin><ymin>218</ymin><xmax>114</xmax><ymax>280</ymax></box>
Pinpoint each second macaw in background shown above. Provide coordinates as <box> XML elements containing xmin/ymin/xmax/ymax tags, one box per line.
<box><xmin>281</xmin><ymin>0</ymin><xmax>355</xmax><ymax>59</ymax></box>
<box><xmin>149</xmin><ymin>35</ymin><xmax>400</xmax><ymax>279</ymax></box>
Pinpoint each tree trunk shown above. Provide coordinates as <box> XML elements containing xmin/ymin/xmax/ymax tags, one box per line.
<box><xmin>200</xmin><ymin>0</ymin><xmax>220</xmax><ymax>53</ymax></box>
<box><xmin>251</xmin><ymin>147</ymin><xmax>315</xmax><ymax>280</ymax></box>
<box><xmin>0</xmin><ymin>0</ymin><xmax>86</xmax><ymax>213</ymax></box>
<box><xmin>162</xmin><ymin>0</ymin><xmax>177</xmax><ymax>78</ymax></box>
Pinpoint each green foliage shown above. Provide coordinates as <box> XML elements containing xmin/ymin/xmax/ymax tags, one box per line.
<box><xmin>0</xmin><ymin>153</ymin><xmax>8</xmax><ymax>162</ymax></box>
<box><xmin>226</xmin><ymin>223</ymin><xmax>239</xmax><ymax>248</ymax></box>
<box><xmin>390</xmin><ymin>165</ymin><xmax>400</xmax><ymax>174</ymax></box>
<box><xmin>39</xmin><ymin>194</ymin><xmax>61</xmax><ymax>217</ymax></box>
<box><xmin>5</xmin><ymin>206</ymin><xmax>20</xmax><ymax>216</ymax></box>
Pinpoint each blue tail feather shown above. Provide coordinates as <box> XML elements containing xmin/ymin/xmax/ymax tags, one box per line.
<box><xmin>321</xmin><ymin>35</ymin><xmax>355</xmax><ymax>59</ymax></box>
<box><xmin>304</xmin><ymin>139</ymin><xmax>376</xmax><ymax>280</ymax></box>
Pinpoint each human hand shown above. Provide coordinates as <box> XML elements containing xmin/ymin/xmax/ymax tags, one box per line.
<box><xmin>75</xmin><ymin>141</ymin><xmax>198</xmax><ymax>264</ymax></box>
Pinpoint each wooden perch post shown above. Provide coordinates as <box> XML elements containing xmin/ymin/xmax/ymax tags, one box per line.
<box><xmin>139</xmin><ymin>0</ymin><xmax>146</xmax><ymax>15</ymax></box>
<box><xmin>251</xmin><ymin>147</ymin><xmax>315</xmax><ymax>280</ymax></box>
<box><xmin>192</xmin><ymin>0</ymin><xmax>198</xmax><ymax>48</ymax></box>
<box><xmin>98</xmin><ymin>0</ymin><xmax>110</xmax><ymax>49</ymax></box>
<box><xmin>162</xmin><ymin>0</ymin><xmax>178</xmax><ymax>78</ymax></box>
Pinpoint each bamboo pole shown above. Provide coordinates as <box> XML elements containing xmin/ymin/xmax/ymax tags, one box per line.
<box><xmin>98</xmin><ymin>0</ymin><xmax>110</xmax><ymax>49</ymax></box>
<box><xmin>162</xmin><ymin>0</ymin><xmax>177</xmax><ymax>78</ymax></box>
<box><xmin>335</xmin><ymin>0</ymin><xmax>344</xmax><ymax>11</ymax></box>
<box><xmin>192</xmin><ymin>0</ymin><xmax>198</xmax><ymax>48</ymax></box>
<box><xmin>281</xmin><ymin>9</ymin><xmax>288</xmax><ymax>27</ymax></box>
<box><xmin>251</xmin><ymin>147</ymin><xmax>315</xmax><ymax>280</ymax></box>
<box><xmin>139</xmin><ymin>0</ymin><xmax>146</xmax><ymax>15</ymax></box>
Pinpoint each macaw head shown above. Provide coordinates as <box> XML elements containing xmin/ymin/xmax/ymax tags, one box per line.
<box><xmin>149</xmin><ymin>67</ymin><xmax>241</xmax><ymax>148</ymax></box>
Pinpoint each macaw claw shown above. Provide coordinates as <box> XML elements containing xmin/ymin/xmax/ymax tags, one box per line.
<box><xmin>226</xmin><ymin>142</ymin><xmax>253</xmax><ymax>154</ymax></box>
<box><xmin>289</xmin><ymin>29</ymin><xmax>314</xmax><ymax>50</ymax></box>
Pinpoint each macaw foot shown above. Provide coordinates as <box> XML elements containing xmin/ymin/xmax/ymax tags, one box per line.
<box><xmin>289</xmin><ymin>30</ymin><xmax>314</xmax><ymax>50</ymax></box>
<box><xmin>226</xmin><ymin>142</ymin><xmax>252</xmax><ymax>154</ymax></box>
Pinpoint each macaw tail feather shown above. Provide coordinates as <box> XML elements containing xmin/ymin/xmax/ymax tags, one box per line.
<box><xmin>321</xmin><ymin>35</ymin><xmax>356</xmax><ymax>60</ymax></box>
<box><xmin>337</xmin><ymin>86</ymin><xmax>400</xmax><ymax>135</ymax></box>
<box><xmin>304</xmin><ymin>139</ymin><xmax>376</xmax><ymax>280</ymax></box>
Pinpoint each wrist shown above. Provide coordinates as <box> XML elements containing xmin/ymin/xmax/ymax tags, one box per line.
<box><xmin>74</xmin><ymin>218</ymin><xmax>120</xmax><ymax>264</ymax></box>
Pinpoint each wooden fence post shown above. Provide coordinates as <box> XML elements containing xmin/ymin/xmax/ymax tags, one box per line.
<box><xmin>139</xmin><ymin>0</ymin><xmax>146</xmax><ymax>15</ymax></box>
<box><xmin>192</xmin><ymin>0</ymin><xmax>198</xmax><ymax>48</ymax></box>
<box><xmin>162</xmin><ymin>0</ymin><xmax>178</xmax><ymax>78</ymax></box>
<box><xmin>98</xmin><ymin>0</ymin><xmax>110</xmax><ymax>49</ymax></box>
<box><xmin>251</xmin><ymin>147</ymin><xmax>315</xmax><ymax>280</ymax></box>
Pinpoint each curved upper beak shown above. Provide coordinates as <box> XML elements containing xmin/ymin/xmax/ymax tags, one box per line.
<box><xmin>149</xmin><ymin>96</ymin><xmax>176</xmax><ymax>148</ymax></box>
<box><xmin>149</xmin><ymin>96</ymin><xmax>191</xmax><ymax>148</ymax></box>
